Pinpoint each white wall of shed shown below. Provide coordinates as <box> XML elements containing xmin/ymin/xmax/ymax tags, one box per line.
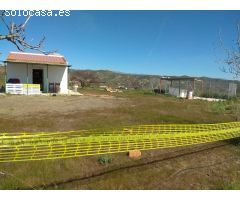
<box><xmin>6</xmin><ymin>63</ymin><xmax>27</xmax><ymax>84</ymax></box>
<box><xmin>6</xmin><ymin>63</ymin><xmax>68</xmax><ymax>94</ymax></box>
<box><xmin>48</xmin><ymin>66</ymin><xmax>68</xmax><ymax>93</ymax></box>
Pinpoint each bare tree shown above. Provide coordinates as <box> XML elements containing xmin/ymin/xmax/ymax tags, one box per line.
<box><xmin>219</xmin><ymin>22</ymin><xmax>240</xmax><ymax>78</ymax></box>
<box><xmin>0</xmin><ymin>11</ymin><xmax>53</xmax><ymax>54</ymax></box>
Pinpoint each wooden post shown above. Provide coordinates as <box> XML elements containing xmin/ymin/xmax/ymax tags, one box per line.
<box><xmin>46</xmin><ymin>64</ymin><xmax>49</xmax><ymax>93</ymax></box>
<box><xmin>170</xmin><ymin>80</ymin><xmax>173</xmax><ymax>94</ymax></box>
<box><xmin>178</xmin><ymin>80</ymin><xmax>181</xmax><ymax>97</ymax></box>
<box><xmin>159</xmin><ymin>78</ymin><xmax>162</xmax><ymax>93</ymax></box>
<box><xmin>209</xmin><ymin>80</ymin><xmax>211</xmax><ymax>96</ymax></box>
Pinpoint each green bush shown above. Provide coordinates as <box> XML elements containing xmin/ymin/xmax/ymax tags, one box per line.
<box><xmin>98</xmin><ymin>155</ymin><xmax>113</xmax><ymax>165</ymax></box>
<box><xmin>211</xmin><ymin>99</ymin><xmax>240</xmax><ymax>120</ymax></box>
<box><xmin>210</xmin><ymin>102</ymin><xmax>226</xmax><ymax>113</ymax></box>
<box><xmin>227</xmin><ymin>101</ymin><xmax>240</xmax><ymax>120</ymax></box>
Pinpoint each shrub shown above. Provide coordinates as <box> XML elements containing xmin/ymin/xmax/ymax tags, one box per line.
<box><xmin>210</xmin><ymin>102</ymin><xmax>226</xmax><ymax>113</ymax></box>
<box><xmin>98</xmin><ymin>155</ymin><xmax>113</xmax><ymax>165</ymax></box>
<box><xmin>228</xmin><ymin>101</ymin><xmax>240</xmax><ymax>120</ymax></box>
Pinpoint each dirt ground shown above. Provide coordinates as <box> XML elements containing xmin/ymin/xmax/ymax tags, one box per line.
<box><xmin>0</xmin><ymin>94</ymin><xmax>126</xmax><ymax>132</ymax></box>
<box><xmin>0</xmin><ymin>95</ymin><xmax>124</xmax><ymax>117</ymax></box>
<box><xmin>0</xmin><ymin>92</ymin><xmax>239</xmax><ymax>189</ymax></box>
<box><xmin>0</xmin><ymin>92</ymin><xmax>234</xmax><ymax>132</ymax></box>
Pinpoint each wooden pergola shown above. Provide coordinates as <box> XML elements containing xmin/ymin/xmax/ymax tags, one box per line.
<box><xmin>159</xmin><ymin>77</ymin><xmax>204</xmax><ymax>96</ymax></box>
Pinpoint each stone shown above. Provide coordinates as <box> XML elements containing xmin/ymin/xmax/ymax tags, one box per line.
<box><xmin>128</xmin><ymin>150</ymin><xmax>141</xmax><ymax>158</ymax></box>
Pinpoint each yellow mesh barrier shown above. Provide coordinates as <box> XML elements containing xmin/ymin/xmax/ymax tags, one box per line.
<box><xmin>1</xmin><ymin>122</ymin><xmax>240</xmax><ymax>162</ymax></box>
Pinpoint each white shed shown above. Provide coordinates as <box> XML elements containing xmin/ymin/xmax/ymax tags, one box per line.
<box><xmin>4</xmin><ymin>52</ymin><xmax>70</xmax><ymax>94</ymax></box>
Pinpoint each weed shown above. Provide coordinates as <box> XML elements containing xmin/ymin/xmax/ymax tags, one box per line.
<box><xmin>210</xmin><ymin>102</ymin><xmax>227</xmax><ymax>113</ymax></box>
<box><xmin>216</xmin><ymin>181</ymin><xmax>240</xmax><ymax>190</ymax></box>
<box><xmin>98</xmin><ymin>155</ymin><xmax>113</xmax><ymax>165</ymax></box>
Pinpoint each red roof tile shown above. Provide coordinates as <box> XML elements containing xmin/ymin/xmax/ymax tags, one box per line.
<box><xmin>6</xmin><ymin>52</ymin><xmax>68</xmax><ymax>66</ymax></box>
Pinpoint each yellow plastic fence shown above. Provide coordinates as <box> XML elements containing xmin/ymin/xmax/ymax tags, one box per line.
<box><xmin>1</xmin><ymin>122</ymin><xmax>240</xmax><ymax>162</ymax></box>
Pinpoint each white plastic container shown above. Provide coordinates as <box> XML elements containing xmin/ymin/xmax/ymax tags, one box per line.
<box><xmin>187</xmin><ymin>91</ymin><xmax>193</xmax><ymax>99</ymax></box>
<box><xmin>179</xmin><ymin>89</ymin><xmax>188</xmax><ymax>98</ymax></box>
<box><xmin>73</xmin><ymin>84</ymin><xmax>79</xmax><ymax>92</ymax></box>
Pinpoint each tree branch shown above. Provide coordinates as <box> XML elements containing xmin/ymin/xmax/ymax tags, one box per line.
<box><xmin>0</xmin><ymin>11</ymin><xmax>55</xmax><ymax>54</ymax></box>
<box><xmin>219</xmin><ymin>22</ymin><xmax>240</xmax><ymax>79</ymax></box>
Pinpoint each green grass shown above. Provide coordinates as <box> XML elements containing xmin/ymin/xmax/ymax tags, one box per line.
<box><xmin>221</xmin><ymin>183</ymin><xmax>240</xmax><ymax>190</ymax></box>
<box><xmin>210</xmin><ymin>102</ymin><xmax>227</xmax><ymax>113</ymax></box>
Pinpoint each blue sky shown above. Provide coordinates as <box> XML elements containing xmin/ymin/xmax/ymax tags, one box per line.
<box><xmin>0</xmin><ymin>10</ymin><xmax>240</xmax><ymax>79</ymax></box>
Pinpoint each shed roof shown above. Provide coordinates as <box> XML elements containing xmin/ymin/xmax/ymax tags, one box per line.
<box><xmin>6</xmin><ymin>52</ymin><xmax>68</xmax><ymax>66</ymax></box>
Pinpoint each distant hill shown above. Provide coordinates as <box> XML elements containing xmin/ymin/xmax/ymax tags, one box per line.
<box><xmin>69</xmin><ymin>69</ymin><xmax>162</xmax><ymax>89</ymax></box>
<box><xmin>69</xmin><ymin>69</ymin><xmax>240</xmax><ymax>96</ymax></box>
<box><xmin>1</xmin><ymin>65</ymin><xmax>240</xmax><ymax>96</ymax></box>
